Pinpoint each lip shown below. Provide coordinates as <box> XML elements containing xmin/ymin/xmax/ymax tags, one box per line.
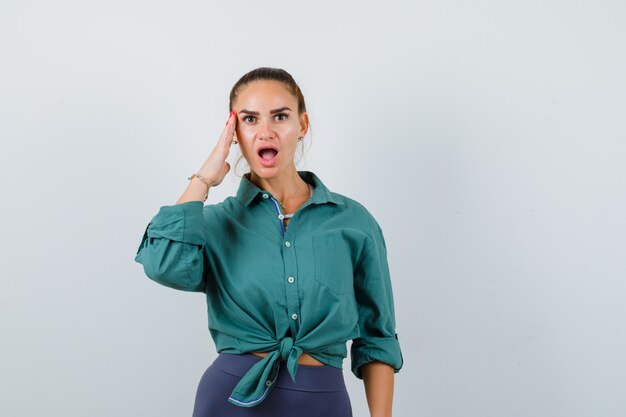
<box><xmin>257</xmin><ymin>144</ymin><xmax>279</xmax><ymax>167</ymax></box>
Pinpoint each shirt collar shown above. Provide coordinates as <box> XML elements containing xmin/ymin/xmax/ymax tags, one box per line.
<box><xmin>235</xmin><ymin>170</ymin><xmax>344</xmax><ymax>207</ymax></box>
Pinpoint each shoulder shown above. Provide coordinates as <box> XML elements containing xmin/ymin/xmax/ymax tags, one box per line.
<box><xmin>200</xmin><ymin>197</ymin><xmax>234</xmax><ymax>220</ymax></box>
<box><xmin>329</xmin><ymin>191</ymin><xmax>385</xmax><ymax>238</ymax></box>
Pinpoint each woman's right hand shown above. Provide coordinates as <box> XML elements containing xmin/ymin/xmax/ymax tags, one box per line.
<box><xmin>197</xmin><ymin>111</ymin><xmax>238</xmax><ymax>188</ymax></box>
<box><xmin>175</xmin><ymin>111</ymin><xmax>237</xmax><ymax>204</ymax></box>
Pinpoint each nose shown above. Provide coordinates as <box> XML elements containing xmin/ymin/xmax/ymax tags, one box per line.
<box><xmin>257</xmin><ymin>118</ymin><xmax>275</xmax><ymax>140</ymax></box>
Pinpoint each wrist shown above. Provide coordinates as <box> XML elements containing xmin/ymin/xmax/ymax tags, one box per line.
<box><xmin>185</xmin><ymin>173</ymin><xmax>211</xmax><ymax>202</ymax></box>
<box><xmin>188</xmin><ymin>173</ymin><xmax>212</xmax><ymax>189</ymax></box>
<box><xmin>190</xmin><ymin>176</ymin><xmax>211</xmax><ymax>190</ymax></box>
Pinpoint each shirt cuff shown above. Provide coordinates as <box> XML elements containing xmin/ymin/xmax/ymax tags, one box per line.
<box><xmin>146</xmin><ymin>200</ymin><xmax>206</xmax><ymax>245</ymax></box>
<box><xmin>350</xmin><ymin>333</ymin><xmax>404</xmax><ymax>379</ymax></box>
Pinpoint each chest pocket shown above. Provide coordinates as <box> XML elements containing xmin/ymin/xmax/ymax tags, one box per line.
<box><xmin>312</xmin><ymin>235</ymin><xmax>354</xmax><ymax>295</ymax></box>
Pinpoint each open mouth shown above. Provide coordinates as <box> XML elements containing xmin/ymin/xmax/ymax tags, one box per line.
<box><xmin>258</xmin><ymin>148</ymin><xmax>278</xmax><ymax>160</ymax></box>
<box><xmin>257</xmin><ymin>146</ymin><xmax>279</xmax><ymax>166</ymax></box>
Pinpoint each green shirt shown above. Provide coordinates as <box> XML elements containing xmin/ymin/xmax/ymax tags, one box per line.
<box><xmin>134</xmin><ymin>170</ymin><xmax>404</xmax><ymax>408</ymax></box>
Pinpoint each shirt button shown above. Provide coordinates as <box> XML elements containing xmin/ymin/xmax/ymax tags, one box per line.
<box><xmin>287</xmin><ymin>276</ymin><xmax>295</xmax><ymax>283</ymax></box>
<box><xmin>262</xmin><ymin>193</ymin><xmax>269</xmax><ymax>199</ymax></box>
<box><xmin>265</xmin><ymin>380</ymin><xmax>272</xmax><ymax>386</ymax></box>
<box><xmin>278</xmin><ymin>214</ymin><xmax>284</xmax><ymax>220</ymax></box>
<box><xmin>291</xmin><ymin>313</ymin><xmax>298</xmax><ymax>320</ymax></box>
<box><xmin>284</xmin><ymin>241</ymin><xmax>291</xmax><ymax>247</ymax></box>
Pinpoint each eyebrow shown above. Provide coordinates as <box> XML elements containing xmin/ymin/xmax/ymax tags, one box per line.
<box><xmin>238</xmin><ymin>107</ymin><xmax>292</xmax><ymax>116</ymax></box>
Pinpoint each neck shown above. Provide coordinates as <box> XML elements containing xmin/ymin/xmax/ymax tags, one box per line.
<box><xmin>249</xmin><ymin>166</ymin><xmax>309</xmax><ymax>202</ymax></box>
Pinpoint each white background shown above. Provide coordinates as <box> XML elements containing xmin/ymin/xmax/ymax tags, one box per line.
<box><xmin>1</xmin><ymin>1</ymin><xmax>625</xmax><ymax>416</ymax></box>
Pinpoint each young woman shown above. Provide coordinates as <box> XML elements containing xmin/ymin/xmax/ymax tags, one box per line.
<box><xmin>135</xmin><ymin>67</ymin><xmax>404</xmax><ymax>417</ymax></box>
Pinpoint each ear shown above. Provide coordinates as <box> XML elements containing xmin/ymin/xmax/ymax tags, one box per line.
<box><xmin>298</xmin><ymin>112</ymin><xmax>309</xmax><ymax>137</ymax></box>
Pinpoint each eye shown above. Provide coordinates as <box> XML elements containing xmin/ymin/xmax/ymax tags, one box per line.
<box><xmin>274</xmin><ymin>113</ymin><xmax>288</xmax><ymax>121</ymax></box>
<box><xmin>243</xmin><ymin>115</ymin><xmax>256</xmax><ymax>123</ymax></box>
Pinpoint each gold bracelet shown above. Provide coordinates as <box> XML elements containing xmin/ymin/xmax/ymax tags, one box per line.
<box><xmin>187</xmin><ymin>173</ymin><xmax>210</xmax><ymax>202</ymax></box>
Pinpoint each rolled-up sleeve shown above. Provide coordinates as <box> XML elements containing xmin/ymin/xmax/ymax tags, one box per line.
<box><xmin>134</xmin><ymin>200</ymin><xmax>207</xmax><ymax>292</ymax></box>
<box><xmin>350</xmin><ymin>220</ymin><xmax>404</xmax><ymax>379</ymax></box>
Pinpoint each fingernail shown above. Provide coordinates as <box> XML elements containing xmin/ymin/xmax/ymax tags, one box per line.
<box><xmin>225</xmin><ymin>112</ymin><xmax>232</xmax><ymax>126</ymax></box>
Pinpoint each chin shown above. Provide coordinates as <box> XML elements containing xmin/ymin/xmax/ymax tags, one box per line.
<box><xmin>250</xmin><ymin>163</ymin><xmax>286</xmax><ymax>178</ymax></box>
<box><xmin>253</xmin><ymin>166</ymin><xmax>281</xmax><ymax>177</ymax></box>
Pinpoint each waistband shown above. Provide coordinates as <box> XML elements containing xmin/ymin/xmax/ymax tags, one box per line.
<box><xmin>211</xmin><ymin>353</ymin><xmax>346</xmax><ymax>392</ymax></box>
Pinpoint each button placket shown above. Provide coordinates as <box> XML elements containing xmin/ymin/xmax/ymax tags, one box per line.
<box><xmin>268</xmin><ymin>195</ymin><xmax>287</xmax><ymax>237</ymax></box>
<box><xmin>263</xmin><ymin>190</ymin><xmax>301</xmax><ymax>335</ymax></box>
<box><xmin>282</xmin><ymin>233</ymin><xmax>301</xmax><ymax>335</ymax></box>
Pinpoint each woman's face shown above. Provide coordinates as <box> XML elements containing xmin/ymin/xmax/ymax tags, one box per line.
<box><xmin>232</xmin><ymin>80</ymin><xmax>308</xmax><ymax>178</ymax></box>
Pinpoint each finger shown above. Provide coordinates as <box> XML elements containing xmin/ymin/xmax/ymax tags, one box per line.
<box><xmin>227</xmin><ymin>111</ymin><xmax>237</xmax><ymax>140</ymax></box>
<box><xmin>223</xmin><ymin>111</ymin><xmax>238</xmax><ymax>146</ymax></box>
<box><xmin>216</xmin><ymin>112</ymin><xmax>235</xmax><ymax>154</ymax></box>
<box><xmin>219</xmin><ymin>112</ymin><xmax>233</xmax><ymax>141</ymax></box>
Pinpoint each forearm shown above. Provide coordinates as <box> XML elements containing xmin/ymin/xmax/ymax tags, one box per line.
<box><xmin>361</xmin><ymin>360</ymin><xmax>395</xmax><ymax>417</ymax></box>
<box><xmin>177</xmin><ymin>177</ymin><xmax>211</xmax><ymax>204</ymax></box>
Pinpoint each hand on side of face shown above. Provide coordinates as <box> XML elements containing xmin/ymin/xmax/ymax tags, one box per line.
<box><xmin>196</xmin><ymin>111</ymin><xmax>238</xmax><ymax>188</ymax></box>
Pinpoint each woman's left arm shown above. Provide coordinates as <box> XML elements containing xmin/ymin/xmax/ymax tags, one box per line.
<box><xmin>362</xmin><ymin>360</ymin><xmax>395</xmax><ymax>417</ymax></box>
<box><xmin>350</xmin><ymin>215</ymin><xmax>404</xmax><ymax>417</ymax></box>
